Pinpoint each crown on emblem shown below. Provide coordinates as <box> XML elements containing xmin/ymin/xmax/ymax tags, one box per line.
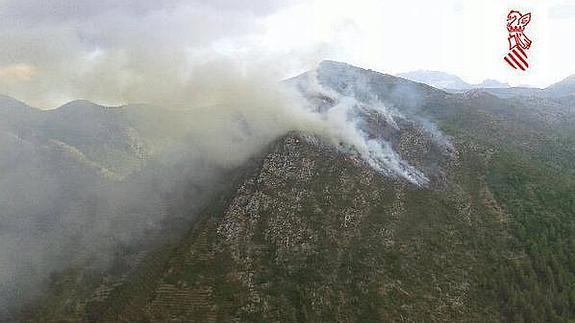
<box><xmin>507</xmin><ymin>25</ymin><xmax>525</xmax><ymax>33</ymax></box>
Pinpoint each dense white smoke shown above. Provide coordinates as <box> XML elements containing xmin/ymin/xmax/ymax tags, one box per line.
<box><xmin>288</xmin><ymin>66</ymin><xmax>431</xmax><ymax>185</ymax></box>
<box><xmin>0</xmin><ymin>0</ymin><xmax>445</xmax><ymax>317</ymax></box>
<box><xmin>296</xmin><ymin>88</ymin><xmax>428</xmax><ymax>185</ymax></box>
<box><xmin>0</xmin><ymin>60</ymin><xmax>435</xmax><ymax>318</ymax></box>
<box><xmin>320</xmin><ymin>98</ymin><xmax>429</xmax><ymax>185</ymax></box>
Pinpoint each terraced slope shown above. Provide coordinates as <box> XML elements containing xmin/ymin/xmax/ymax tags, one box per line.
<box><xmin>23</xmin><ymin>131</ymin><xmax>515</xmax><ymax>322</ymax></box>
<box><xmin>12</xmin><ymin>61</ymin><xmax>575</xmax><ymax>322</ymax></box>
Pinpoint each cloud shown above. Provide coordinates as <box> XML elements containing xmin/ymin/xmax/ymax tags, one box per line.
<box><xmin>0</xmin><ymin>0</ymin><xmax>304</xmax><ymax>107</ymax></box>
<box><xmin>0</xmin><ymin>0</ymin><xmax>289</xmax><ymax>24</ymax></box>
<box><xmin>0</xmin><ymin>63</ymin><xmax>36</xmax><ymax>82</ymax></box>
<box><xmin>549</xmin><ymin>3</ymin><xmax>575</xmax><ymax>19</ymax></box>
<box><xmin>1</xmin><ymin>0</ymin><xmax>575</xmax><ymax>105</ymax></box>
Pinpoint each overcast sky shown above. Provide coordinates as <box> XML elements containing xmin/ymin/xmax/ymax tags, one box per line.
<box><xmin>0</xmin><ymin>0</ymin><xmax>574</xmax><ymax>107</ymax></box>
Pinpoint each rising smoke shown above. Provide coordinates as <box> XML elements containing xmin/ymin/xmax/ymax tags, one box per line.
<box><xmin>0</xmin><ymin>0</ymin><xmax>450</xmax><ymax>318</ymax></box>
<box><xmin>0</xmin><ymin>58</ymin><xmax>444</xmax><ymax>316</ymax></box>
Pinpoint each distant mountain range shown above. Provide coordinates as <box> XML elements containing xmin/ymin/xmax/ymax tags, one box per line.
<box><xmin>397</xmin><ymin>70</ymin><xmax>511</xmax><ymax>90</ymax></box>
<box><xmin>398</xmin><ymin>70</ymin><xmax>575</xmax><ymax>102</ymax></box>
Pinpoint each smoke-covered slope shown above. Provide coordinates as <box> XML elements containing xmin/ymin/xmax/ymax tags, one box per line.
<box><xmin>286</xmin><ymin>60</ymin><xmax>453</xmax><ymax>186</ymax></box>
<box><xmin>19</xmin><ymin>132</ymin><xmax>509</xmax><ymax>322</ymax></box>
<box><xmin>0</xmin><ymin>99</ymin><xmax>231</xmax><ymax>320</ymax></box>
<box><xmin>7</xmin><ymin>60</ymin><xmax>575</xmax><ymax>322</ymax></box>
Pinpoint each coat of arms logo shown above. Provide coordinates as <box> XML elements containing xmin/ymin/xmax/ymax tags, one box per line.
<box><xmin>504</xmin><ymin>10</ymin><xmax>532</xmax><ymax>71</ymax></box>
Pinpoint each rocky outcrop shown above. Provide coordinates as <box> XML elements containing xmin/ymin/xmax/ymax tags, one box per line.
<box><xmin>47</xmin><ymin>132</ymin><xmax>504</xmax><ymax>322</ymax></box>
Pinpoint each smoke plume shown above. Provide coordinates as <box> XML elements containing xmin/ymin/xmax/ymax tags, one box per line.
<box><xmin>0</xmin><ymin>0</ymin><xmax>451</xmax><ymax>318</ymax></box>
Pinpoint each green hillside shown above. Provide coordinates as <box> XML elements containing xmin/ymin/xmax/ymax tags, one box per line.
<box><xmin>13</xmin><ymin>63</ymin><xmax>575</xmax><ymax>323</ymax></box>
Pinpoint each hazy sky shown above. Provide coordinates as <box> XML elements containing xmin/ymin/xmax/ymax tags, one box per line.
<box><xmin>0</xmin><ymin>0</ymin><xmax>574</xmax><ymax>107</ymax></box>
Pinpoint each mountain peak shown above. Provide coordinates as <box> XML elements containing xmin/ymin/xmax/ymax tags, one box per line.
<box><xmin>56</xmin><ymin>99</ymin><xmax>102</xmax><ymax>110</ymax></box>
<box><xmin>0</xmin><ymin>95</ymin><xmax>34</xmax><ymax>110</ymax></box>
<box><xmin>398</xmin><ymin>70</ymin><xmax>470</xmax><ymax>90</ymax></box>
<box><xmin>318</xmin><ymin>59</ymin><xmax>355</xmax><ymax>68</ymax></box>
<box><xmin>478</xmin><ymin>79</ymin><xmax>510</xmax><ymax>88</ymax></box>
<box><xmin>316</xmin><ymin>60</ymin><xmax>372</xmax><ymax>76</ymax></box>
<box><xmin>551</xmin><ymin>74</ymin><xmax>575</xmax><ymax>87</ymax></box>
<box><xmin>544</xmin><ymin>74</ymin><xmax>575</xmax><ymax>97</ymax></box>
<box><xmin>54</xmin><ymin>100</ymin><xmax>125</xmax><ymax>114</ymax></box>
<box><xmin>561</xmin><ymin>74</ymin><xmax>575</xmax><ymax>82</ymax></box>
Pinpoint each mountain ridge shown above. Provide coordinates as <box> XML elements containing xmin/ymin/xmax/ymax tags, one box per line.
<box><xmin>3</xmin><ymin>60</ymin><xmax>575</xmax><ymax>322</ymax></box>
<box><xmin>397</xmin><ymin>70</ymin><xmax>510</xmax><ymax>90</ymax></box>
